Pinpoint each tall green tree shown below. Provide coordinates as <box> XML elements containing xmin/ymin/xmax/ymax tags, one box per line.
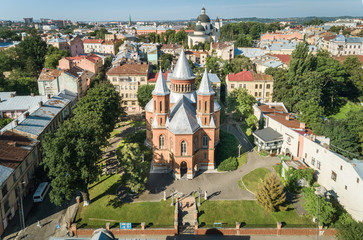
<box><xmin>342</xmin><ymin>55</ymin><xmax>363</xmax><ymax>95</ymax></box>
<box><xmin>17</xmin><ymin>35</ymin><xmax>47</xmax><ymax>71</ymax></box>
<box><xmin>117</xmin><ymin>143</ymin><xmax>149</xmax><ymax>193</ymax></box>
<box><xmin>137</xmin><ymin>84</ymin><xmax>155</xmax><ymax>109</ymax></box>
<box><xmin>44</xmin><ymin>46</ymin><xmax>70</xmax><ymax>69</ymax></box>
<box><xmin>226</xmin><ymin>88</ymin><xmax>256</xmax><ymax>119</ymax></box>
<box><xmin>230</xmin><ymin>55</ymin><xmax>252</xmax><ymax>73</ymax></box>
<box><xmin>256</xmin><ymin>173</ymin><xmax>286</xmax><ymax>212</ymax></box>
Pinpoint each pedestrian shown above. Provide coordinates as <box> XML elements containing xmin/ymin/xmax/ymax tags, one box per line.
<box><xmin>37</xmin><ymin>220</ymin><xmax>42</xmax><ymax>228</ymax></box>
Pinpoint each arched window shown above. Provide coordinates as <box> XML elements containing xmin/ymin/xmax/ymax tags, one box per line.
<box><xmin>181</xmin><ymin>141</ymin><xmax>187</xmax><ymax>156</ymax></box>
<box><xmin>202</xmin><ymin>135</ymin><xmax>209</xmax><ymax>148</ymax></box>
<box><xmin>154</xmin><ymin>101</ymin><xmax>156</xmax><ymax>111</ymax></box>
<box><xmin>205</xmin><ymin>101</ymin><xmax>208</xmax><ymax>112</ymax></box>
<box><xmin>199</xmin><ymin>100</ymin><xmax>201</xmax><ymax>111</ymax></box>
<box><xmin>170</xmin><ymin>138</ymin><xmax>173</xmax><ymax>153</ymax></box>
<box><xmin>159</xmin><ymin>135</ymin><xmax>165</xmax><ymax>149</ymax></box>
<box><xmin>160</xmin><ymin>101</ymin><xmax>162</xmax><ymax>112</ymax></box>
<box><xmin>182</xmin><ymin>85</ymin><xmax>184</xmax><ymax>92</ymax></box>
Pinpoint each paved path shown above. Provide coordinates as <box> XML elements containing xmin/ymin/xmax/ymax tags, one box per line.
<box><xmin>179</xmin><ymin>196</ymin><xmax>196</xmax><ymax>234</ymax></box>
<box><xmin>221</xmin><ymin>118</ymin><xmax>254</xmax><ymax>152</ymax></box>
<box><xmin>134</xmin><ymin>151</ymin><xmax>280</xmax><ymax>202</ymax></box>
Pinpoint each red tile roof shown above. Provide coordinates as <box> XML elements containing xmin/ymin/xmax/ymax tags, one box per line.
<box><xmin>38</xmin><ymin>68</ymin><xmax>61</xmax><ymax>81</ymax></box>
<box><xmin>0</xmin><ymin>131</ymin><xmax>37</xmax><ymax>169</ymax></box>
<box><xmin>107</xmin><ymin>64</ymin><xmax>150</xmax><ymax>76</ymax></box>
<box><xmin>148</xmin><ymin>70</ymin><xmax>170</xmax><ymax>83</ymax></box>
<box><xmin>84</xmin><ymin>39</ymin><xmax>104</xmax><ymax>44</ymax></box>
<box><xmin>66</xmin><ymin>54</ymin><xmax>102</xmax><ymax>63</ymax></box>
<box><xmin>227</xmin><ymin>71</ymin><xmax>273</xmax><ymax>82</ymax></box>
<box><xmin>271</xmin><ymin>54</ymin><xmax>291</xmax><ymax>65</ymax></box>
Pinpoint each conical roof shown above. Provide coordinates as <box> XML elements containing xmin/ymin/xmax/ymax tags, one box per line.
<box><xmin>152</xmin><ymin>69</ymin><xmax>170</xmax><ymax>96</ymax></box>
<box><xmin>170</xmin><ymin>49</ymin><xmax>195</xmax><ymax>80</ymax></box>
<box><xmin>197</xmin><ymin>68</ymin><xmax>215</xmax><ymax>96</ymax></box>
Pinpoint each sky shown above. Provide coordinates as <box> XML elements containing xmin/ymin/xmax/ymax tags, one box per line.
<box><xmin>1</xmin><ymin>0</ymin><xmax>363</xmax><ymax>22</ymax></box>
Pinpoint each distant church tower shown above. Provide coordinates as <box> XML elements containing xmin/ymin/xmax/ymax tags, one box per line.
<box><xmin>128</xmin><ymin>14</ymin><xmax>132</xmax><ymax>26</ymax></box>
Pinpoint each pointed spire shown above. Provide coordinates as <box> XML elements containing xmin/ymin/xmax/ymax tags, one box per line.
<box><xmin>165</xmin><ymin>116</ymin><xmax>170</xmax><ymax>127</ymax></box>
<box><xmin>197</xmin><ymin>68</ymin><xmax>215</xmax><ymax>96</ymax></box>
<box><xmin>197</xmin><ymin>116</ymin><xmax>202</xmax><ymax>126</ymax></box>
<box><xmin>152</xmin><ymin>117</ymin><xmax>158</xmax><ymax>128</ymax></box>
<box><xmin>210</xmin><ymin>116</ymin><xmax>216</xmax><ymax>127</ymax></box>
<box><xmin>152</xmin><ymin>69</ymin><xmax>170</xmax><ymax>96</ymax></box>
<box><xmin>171</xmin><ymin>49</ymin><xmax>195</xmax><ymax>80</ymax></box>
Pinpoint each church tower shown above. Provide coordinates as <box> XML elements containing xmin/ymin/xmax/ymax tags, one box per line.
<box><xmin>197</xmin><ymin>69</ymin><xmax>215</xmax><ymax>126</ymax></box>
<box><xmin>152</xmin><ymin>69</ymin><xmax>170</xmax><ymax>127</ymax></box>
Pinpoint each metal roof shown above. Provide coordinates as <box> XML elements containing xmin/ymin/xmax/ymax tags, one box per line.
<box><xmin>0</xmin><ymin>165</ymin><xmax>14</xmax><ymax>187</ymax></box>
<box><xmin>169</xmin><ymin>49</ymin><xmax>195</xmax><ymax>80</ymax></box>
<box><xmin>0</xmin><ymin>95</ymin><xmax>48</xmax><ymax>111</ymax></box>
<box><xmin>0</xmin><ymin>92</ymin><xmax>16</xmax><ymax>101</ymax></box>
<box><xmin>152</xmin><ymin>69</ymin><xmax>170</xmax><ymax>96</ymax></box>
<box><xmin>197</xmin><ymin>69</ymin><xmax>215</xmax><ymax>96</ymax></box>
<box><xmin>253</xmin><ymin>127</ymin><xmax>283</xmax><ymax>142</ymax></box>
<box><xmin>207</xmin><ymin>73</ymin><xmax>221</xmax><ymax>83</ymax></box>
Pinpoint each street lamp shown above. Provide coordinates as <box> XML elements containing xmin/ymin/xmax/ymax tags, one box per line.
<box><xmin>197</xmin><ymin>187</ymin><xmax>202</xmax><ymax>206</ymax></box>
<box><xmin>17</xmin><ymin>181</ymin><xmax>26</xmax><ymax>239</ymax></box>
<box><xmin>314</xmin><ymin>186</ymin><xmax>326</xmax><ymax>240</ymax></box>
<box><xmin>170</xmin><ymin>187</ymin><xmax>175</xmax><ymax>206</ymax></box>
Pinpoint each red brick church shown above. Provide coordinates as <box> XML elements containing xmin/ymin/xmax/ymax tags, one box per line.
<box><xmin>145</xmin><ymin>50</ymin><xmax>221</xmax><ymax>179</ymax></box>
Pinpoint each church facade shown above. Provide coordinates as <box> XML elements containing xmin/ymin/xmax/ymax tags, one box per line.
<box><xmin>145</xmin><ymin>50</ymin><xmax>221</xmax><ymax>179</ymax></box>
<box><xmin>188</xmin><ymin>7</ymin><xmax>223</xmax><ymax>48</ymax></box>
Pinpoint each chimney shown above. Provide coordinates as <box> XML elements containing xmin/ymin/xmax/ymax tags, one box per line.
<box><xmin>14</xmin><ymin>119</ymin><xmax>19</xmax><ymax>126</ymax></box>
<box><xmin>30</xmin><ymin>92</ymin><xmax>34</xmax><ymax>97</ymax></box>
<box><xmin>285</xmin><ymin>114</ymin><xmax>290</xmax><ymax>121</ymax></box>
<box><xmin>300</xmin><ymin>122</ymin><xmax>306</xmax><ymax>129</ymax></box>
<box><xmin>47</xmin><ymin>94</ymin><xmax>51</xmax><ymax>99</ymax></box>
<box><xmin>38</xmin><ymin>101</ymin><xmax>43</xmax><ymax>107</ymax></box>
<box><xmin>269</xmin><ymin>105</ymin><xmax>274</xmax><ymax>109</ymax></box>
<box><xmin>24</xmin><ymin>111</ymin><xmax>29</xmax><ymax>118</ymax></box>
<box><xmin>10</xmin><ymin>93</ymin><xmax>15</xmax><ymax>98</ymax></box>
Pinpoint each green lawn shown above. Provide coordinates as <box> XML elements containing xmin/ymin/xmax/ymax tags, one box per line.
<box><xmin>242</xmin><ymin>168</ymin><xmax>271</xmax><ymax>194</ymax></box>
<box><xmin>75</xmin><ymin>174</ymin><xmax>174</xmax><ymax>229</ymax></box>
<box><xmin>198</xmin><ymin>200</ymin><xmax>313</xmax><ymax>228</ymax></box>
<box><xmin>330</xmin><ymin>101</ymin><xmax>361</xmax><ymax>120</ymax></box>
<box><xmin>238</xmin><ymin>153</ymin><xmax>247</xmax><ymax>168</ymax></box>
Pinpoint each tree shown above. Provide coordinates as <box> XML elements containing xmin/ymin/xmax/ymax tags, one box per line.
<box><xmin>226</xmin><ymin>88</ymin><xmax>256</xmax><ymax>119</ymax></box>
<box><xmin>44</xmin><ymin>46</ymin><xmax>70</xmax><ymax>69</ymax></box>
<box><xmin>116</xmin><ymin>143</ymin><xmax>149</xmax><ymax>193</ymax></box>
<box><xmin>6</xmin><ymin>69</ymin><xmax>38</xmax><ymax>95</ymax></box>
<box><xmin>137</xmin><ymin>84</ymin><xmax>155</xmax><ymax>109</ymax></box>
<box><xmin>0</xmin><ymin>118</ymin><xmax>12</xmax><ymax>128</ymax></box>
<box><xmin>256</xmin><ymin>173</ymin><xmax>286</xmax><ymax>212</ymax></box>
<box><xmin>17</xmin><ymin>35</ymin><xmax>47</xmax><ymax>71</ymax></box>
<box><xmin>230</xmin><ymin>55</ymin><xmax>252</xmax><ymax>73</ymax></box>
<box><xmin>337</xmin><ymin>221</ymin><xmax>363</xmax><ymax>240</ymax></box>
<box><xmin>302</xmin><ymin>187</ymin><xmax>336</xmax><ymax>226</ymax></box>
<box><xmin>343</xmin><ymin>55</ymin><xmax>363</xmax><ymax>95</ymax></box>
<box><xmin>245</xmin><ymin>114</ymin><xmax>258</xmax><ymax>130</ymax></box>
<box><xmin>160</xmin><ymin>53</ymin><xmax>173</xmax><ymax>70</ymax></box>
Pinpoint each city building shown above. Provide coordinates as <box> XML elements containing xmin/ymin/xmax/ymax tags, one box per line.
<box><xmin>145</xmin><ymin>50</ymin><xmax>221</xmax><ymax>179</ymax></box>
<box><xmin>47</xmin><ymin>35</ymin><xmax>84</xmax><ymax>57</ymax></box>
<box><xmin>106</xmin><ymin>63</ymin><xmax>152</xmax><ymax>112</ymax></box>
<box><xmin>0</xmin><ymin>131</ymin><xmax>39</xmax><ymax>237</ymax></box>
<box><xmin>101</xmin><ymin>41</ymin><xmax>115</xmax><ymax>56</ymax></box>
<box><xmin>160</xmin><ymin>44</ymin><xmax>183</xmax><ymax>56</ymax></box>
<box><xmin>83</xmin><ymin>39</ymin><xmax>104</xmax><ymax>54</ymax></box>
<box><xmin>58</xmin><ymin>54</ymin><xmax>103</xmax><ymax>74</ymax></box>
<box><xmin>210</xmin><ymin>42</ymin><xmax>234</xmax><ymax>61</ymax></box>
<box><xmin>260</xmin><ymin>31</ymin><xmax>304</xmax><ymax>42</ymax></box>
<box><xmin>185</xmin><ymin>50</ymin><xmax>208</xmax><ymax>65</ymax></box>
<box><xmin>225</xmin><ymin>70</ymin><xmax>274</xmax><ymax>103</ymax></box>
<box><xmin>187</xmin><ymin>7</ymin><xmax>222</xmax><ymax>47</ymax></box>
<box><xmin>253</xmin><ymin>102</ymin><xmax>363</xmax><ymax>221</ymax></box>
<box><xmin>327</xmin><ymin>31</ymin><xmax>363</xmax><ymax>56</ymax></box>
<box><xmin>0</xmin><ymin>94</ymin><xmax>48</xmax><ymax>119</ymax></box>
<box><xmin>38</xmin><ymin>67</ymin><xmax>94</xmax><ymax>98</ymax></box>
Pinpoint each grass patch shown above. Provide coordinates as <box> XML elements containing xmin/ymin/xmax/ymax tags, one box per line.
<box><xmin>242</xmin><ymin>168</ymin><xmax>270</xmax><ymax>194</ymax></box>
<box><xmin>75</xmin><ymin>174</ymin><xmax>174</xmax><ymax>229</ymax></box>
<box><xmin>330</xmin><ymin>101</ymin><xmax>361</xmax><ymax>120</ymax></box>
<box><xmin>216</xmin><ymin>130</ymin><xmax>241</xmax><ymax>168</ymax></box>
<box><xmin>240</xmin><ymin>122</ymin><xmax>255</xmax><ymax>146</ymax></box>
<box><xmin>198</xmin><ymin>200</ymin><xmax>313</xmax><ymax>228</ymax></box>
<box><xmin>128</xmin><ymin>120</ymin><xmax>146</xmax><ymax>127</ymax></box>
<box><xmin>237</xmin><ymin>153</ymin><xmax>247</xmax><ymax>168</ymax></box>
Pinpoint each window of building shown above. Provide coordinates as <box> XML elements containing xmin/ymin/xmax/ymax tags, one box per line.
<box><xmin>340</xmin><ymin>165</ymin><xmax>343</xmax><ymax>170</ymax></box>
<box><xmin>239</xmin><ymin>84</ymin><xmax>242</xmax><ymax>88</ymax></box>
<box><xmin>311</xmin><ymin>157</ymin><xmax>315</xmax><ymax>166</ymax></box>
<box><xmin>266</xmin><ymin>84</ymin><xmax>270</xmax><ymax>89</ymax></box>
<box><xmin>204</xmin><ymin>152</ymin><xmax>207</xmax><ymax>160</ymax></box>
<box><xmin>259</xmin><ymin>92</ymin><xmax>262</xmax><ymax>97</ymax></box>
<box><xmin>159</xmin><ymin>135</ymin><xmax>165</xmax><ymax>149</ymax></box>
<box><xmin>331</xmin><ymin>171</ymin><xmax>337</xmax><ymax>181</ymax></box>
<box><xmin>316</xmin><ymin>149</ymin><xmax>319</xmax><ymax>154</ymax></box>
<box><xmin>132</xmin><ymin>101</ymin><xmax>135</xmax><ymax>105</ymax></box>
<box><xmin>134</xmin><ymin>86</ymin><xmax>136</xmax><ymax>90</ymax></box>
<box><xmin>243</xmin><ymin>84</ymin><xmax>246</xmax><ymax>88</ymax></box>
<box><xmin>255</xmin><ymin>92</ymin><xmax>258</xmax><ymax>97</ymax></box>
<box><xmin>266</xmin><ymin>92</ymin><xmax>270</xmax><ymax>97</ymax></box>
<box><xmin>112</xmin><ymin>77</ymin><xmax>117</xmax><ymax>82</ymax></box>
<box><xmin>114</xmin><ymin>86</ymin><xmax>120</xmax><ymax>92</ymax></box>
<box><xmin>231</xmin><ymin>84</ymin><xmax>235</xmax><ymax>89</ymax></box>
<box><xmin>317</xmin><ymin>161</ymin><xmax>321</xmax><ymax>170</ymax></box>
<box><xmin>2</xmin><ymin>184</ymin><xmax>8</xmax><ymax>197</ymax></box>
<box><xmin>194</xmin><ymin>137</ymin><xmax>197</xmax><ymax>153</ymax></box>
<box><xmin>205</xmin><ymin>101</ymin><xmax>207</xmax><ymax>112</ymax></box>
<box><xmin>357</xmin><ymin>178</ymin><xmax>360</xmax><ymax>183</ymax></box>
<box><xmin>160</xmin><ymin>101</ymin><xmax>162</xmax><ymax>112</ymax></box>
<box><xmin>126</xmin><ymin>93</ymin><xmax>128</xmax><ymax>98</ymax></box>
<box><xmin>181</xmin><ymin>141</ymin><xmax>187</xmax><ymax>156</ymax></box>
<box><xmin>345</xmin><ymin>185</ymin><xmax>347</xmax><ymax>190</ymax></box>
<box><xmin>170</xmin><ymin>138</ymin><xmax>173</xmax><ymax>153</ymax></box>
<box><xmin>202</xmin><ymin>135</ymin><xmax>209</xmax><ymax>148</ymax></box>
<box><xmin>259</xmin><ymin>84</ymin><xmax>262</xmax><ymax>89</ymax></box>
<box><xmin>124</xmin><ymin>101</ymin><xmax>128</xmax><ymax>105</ymax></box>
<box><xmin>255</xmin><ymin>84</ymin><xmax>258</xmax><ymax>89</ymax></box>
<box><xmin>141</xmin><ymin>77</ymin><xmax>145</xmax><ymax>82</ymax></box>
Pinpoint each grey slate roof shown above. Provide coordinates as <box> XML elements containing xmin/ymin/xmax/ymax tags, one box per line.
<box><xmin>197</xmin><ymin>69</ymin><xmax>215</xmax><ymax>96</ymax></box>
<box><xmin>168</xmin><ymin>96</ymin><xmax>200</xmax><ymax>134</ymax></box>
<box><xmin>207</xmin><ymin>73</ymin><xmax>221</xmax><ymax>83</ymax></box>
<box><xmin>253</xmin><ymin>127</ymin><xmax>283</xmax><ymax>142</ymax></box>
<box><xmin>170</xmin><ymin>49</ymin><xmax>195</xmax><ymax>80</ymax></box>
<box><xmin>0</xmin><ymin>95</ymin><xmax>48</xmax><ymax>111</ymax></box>
<box><xmin>197</xmin><ymin>14</ymin><xmax>211</xmax><ymax>23</ymax></box>
<box><xmin>195</xmin><ymin>25</ymin><xmax>205</xmax><ymax>32</ymax></box>
<box><xmin>145</xmin><ymin>99</ymin><xmax>153</xmax><ymax>112</ymax></box>
<box><xmin>152</xmin><ymin>69</ymin><xmax>170</xmax><ymax>96</ymax></box>
<box><xmin>0</xmin><ymin>165</ymin><xmax>13</xmax><ymax>187</ymax></box>
<box><xmin>0</xmin><ymin>92</ymin><xmax>16</xmax><ymax>101</ymax></box>
<box><xmin>170</xmin><ymin>91</ymin><xmax>197</xmax><ymax>104</ymax></box>
<box><xmin>13</xmin><ymin>94</ymin><xmax>73</xmax><ymax>137</ymax></box>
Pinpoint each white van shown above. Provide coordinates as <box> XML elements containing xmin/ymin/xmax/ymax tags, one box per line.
<box><xmin>33</xmin><ymin>182</ymin><xmax>50</xmax><ymax>203</ymax></box>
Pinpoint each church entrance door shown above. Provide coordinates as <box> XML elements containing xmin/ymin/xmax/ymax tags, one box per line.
<box><xmin>180</xmin><ymin>161</ymin><xmax>187</xmax><ymax>179</ymax></box>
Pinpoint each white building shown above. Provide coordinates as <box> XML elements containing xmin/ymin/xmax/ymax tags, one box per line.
<box><xmin>327</xmin><ymin>32</ymin><xmax>363</xmax><ymax>56</ymax></box>
<box><xmin>187</xmin><ymin>7</ymin><xmax>222</xmax><ymax>47</ymax></box>
<box><xmin>254</xmin><ymin>103</ymin><xmax>363</xmax><ymax>221</ymax></box>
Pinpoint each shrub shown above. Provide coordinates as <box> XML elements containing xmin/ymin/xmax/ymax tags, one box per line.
<box><xmin>215</xmin><ymin>130</ymin><xmax>239</xmax><ymax>166</ymax></box>
<box><xmin>217</xmin><ymin>157</ymin><xmax>238</xmax><ymax>171</ymax></box>
<box><xmin>336</xmin><ymin>221</ymin><xmax>363</xmax><ymax>240</ymax></box>
<box><xmin>256</xmin><ymin>173</ymin><xmax>286</xmax><ymax>212</ymax></box>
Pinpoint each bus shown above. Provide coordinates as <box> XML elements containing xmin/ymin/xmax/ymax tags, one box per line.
<box><xmin>33</xmin><ymin>182</ymin><xmax>50</xmax><ymax>203</ymax></box>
